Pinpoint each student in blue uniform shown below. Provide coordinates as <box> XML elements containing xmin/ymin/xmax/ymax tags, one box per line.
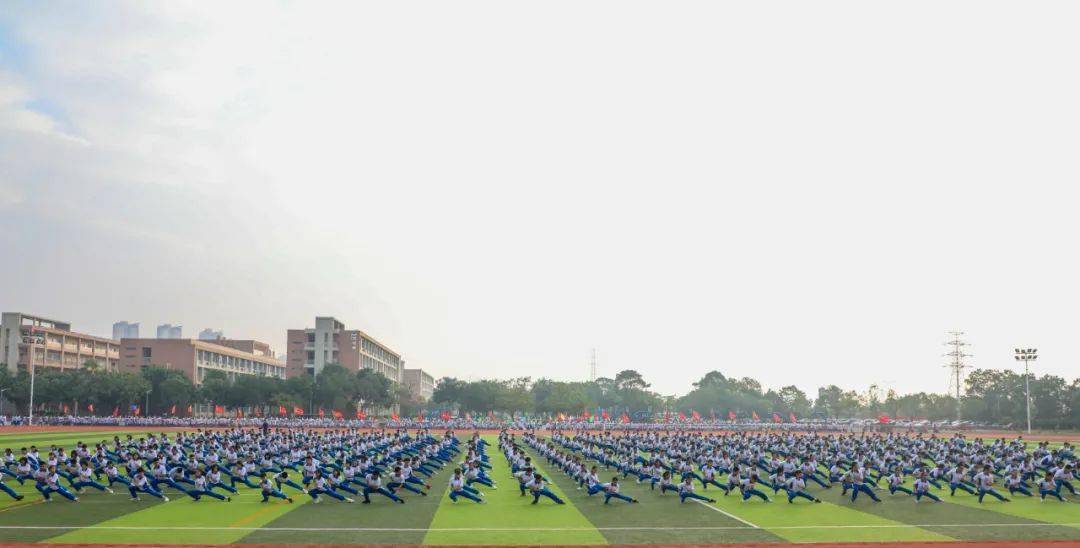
<box><xmin>679</xmin><ymin>476</ymin><xmax>717</xmax><ymax>504</ymax></box>
<box><xmin>70</xmin><ymin>462</ymin><xmax>113</xmax><ymax>494</ymax></box>
<box><xmin>948</xmin><ymin>465</ymin><xmax>977</xmax><ymax>496</ymax></box>
<box><xmin>0</xmin><ymin>471</ymin><xmax>24</xmax><ymax>501</ymax></box>
<box><xmin>258</xmin><ymin>474</ymin><xmax>294</xmax><ymax>503</ymax></box>
<box><xmin>885</xmin><ymin>468</ymin><xmax>913</xmax><ymax>497</ymax></box>
<box><xmin>912</xmin><ymin>473</ymin><xmax>942</xmax><ymax>503</ymax></box>
<box><xmin>739</xmin><ymin>474</ymin><xmax>771</xmax><ymax>503</ymax></box>
<box><xmin>972</xmin><ymin>465</ymin><xmax>1010</xmax><ymax>503</ymax></box>
<box><xmin>783</xmin><ymin>471</ymin><xmax>822</xmax><ymax>503</ymax></box>
<box><xmin>185</xmin><ymin>470</ymin><xmax>231</xmax><ymax>502</ymax></box>
<box><xmin>599</xmin><ymin>477</ymin><xmax>638</xmax><ymax>504</ymax></box>
<box><xmin>362</xmin><ymin>470</ymin><xmax>405</xmax><ymax>504</ymax></box>
<box><xmin>527</xmin><ymin>473</ymin><xmax>564</xmax><ymax>505</ymax></box>
<box><xmin>1053</xmin><ymin>464</ymin><xmax>1076</xmax><ymax>496</ymax></box>
<box><xmin>307</xmin><ymin>471</ymin><xmax>353</xmax><ymax>503</ymax></box>
<box><xmin>39</xmin><ymin>466</ymin><xmax>78</xmax><ymax>502</ymax></box>
<box><xmin>448</xmin><ymin>470</ymin><xmax>484</xmax><ymax>503</ymax></box>
<box><xmin>847</xmin><ymin>466</ymin><xmax>881</xmax><ymax>502</ymax></box>
<box><xmin>1038</xmin><ymin>472</ymin><xmax>1066</xmax><ymax>502</ymax></box>
<box><xmin>128</xmin><ymin>470</ymin><xmax>169</xmax><ymax>501</ymax></box>
<box><xmin>1004</xmin><ymin>470</ymin><xmax>1032</xmax><ymax>498</ymax></box>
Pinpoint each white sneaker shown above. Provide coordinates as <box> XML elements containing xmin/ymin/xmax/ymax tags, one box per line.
<box><xmin>162</xmin><ymin>496</ymin><xmax>170</xmax><ymax>502</ymax></box>
<box><xmin>106</xmin><ymin>488</ymin><xmax>114</xmax><ymax>494</ymax></box>
<box><xmin>346</xmin><ymin>497</ymin><xmax>355</xmax><ymax>503</ymax></box>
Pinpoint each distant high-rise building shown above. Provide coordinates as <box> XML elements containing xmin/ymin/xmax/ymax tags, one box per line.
<box><xmin>286</xmin><ymin>316</ymin><xmax>403</xmax><ymax>382</ymax></box>
<box><xmin>198</xmin><ymin>328</ymin><xmax>224</xmax><ymax>340</ymax></box>
<box><xmin>157</xmin><ymin>324</ymin><xmax>182</xmax><ymax>339</ymax></box>
<box><xmin>112</xmin><ymin>321</ymin><xmax>139</xmax><ymax>340</ymax></box>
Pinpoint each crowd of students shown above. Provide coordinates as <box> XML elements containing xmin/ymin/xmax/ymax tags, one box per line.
<box><xmin>0</xmin><ymin>428</ymin><xmax>470</xmax><ymax>504</ymax></box>
<box><xmin>7</xmin><ymin>414</ymin><xmax>881</xmax><ymax>433</ymax></box>
<box><xmin>0</xmin><ymin>427</ymin><xmax>1074</xmax><ymax>510</ymax></box>
<box><xmin>507</xmin><ymin>430</ymin><xmax>1076</xmax><ymax>505</ymax></box>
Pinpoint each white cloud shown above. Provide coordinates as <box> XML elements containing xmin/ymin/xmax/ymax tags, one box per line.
<box><xmin>1</xmin><ymin>1</ymin><xmax>1079</xmax><ymax>396</ymax></box>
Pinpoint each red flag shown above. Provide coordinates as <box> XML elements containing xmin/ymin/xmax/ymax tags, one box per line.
<box><xmin>391</xmin><ymin>411</ymin><xmax>399</xmax><ymax>420</ymax></box>
<box><xmin>691</xmin><ymin>409</ymin><xmax>701</xmax><ymax>422</ymax></box>
<box><xmin>278</xmin><ymin>405</ymin><xmax>286</xmax><ymax>416</ymax></box>
<box><xmin>170</xmin><ymin>404</ymin><xmax>176</xmax><ymax>415</ymax></box>
<box><xmin>112</xmin><ymin>406</ymin><xmax>119</xmax><ymax>417</ymax></box>
<box><xmin>789</xmin><ymin>412</ymin><xmax>797</xmax><ymax>423</ymax></box>
<box><xmin>728</xmin><ymin>410</ymin><xmax>736</xmax><ymax>421</ymax></box>
<box><xmin>318</xmin><ymin>408</ymin><xmax>325</xmax><ymax>418</ymax></box>
<box><xmin>133</xmin><ymin>405</ymin><xmax>141</xmax><ymax>416</ymax></box>
<box><xmin>62</xmin><ymin>404</ymin><xmax>69</xmax><ymax>414</ymax></box>
<box><xmin>601</xmin><ymin>409</ymin><xmax>609</xmax><ymax>420</ymax></box>
<box><xmin>332</xmin><ymin>410</ymin><xmax>343</xmax><ymax>419</ymax></box>
<box><xmin>878</xmin><ymin>414</ymin><xmax>890</xmax><ymax>424</ymax></box>
<box><xmin>214</xmin><ymin>405</ymin><xmax>224</xmax><ymax>415</ymax></box>
<box><xmin>440</xmin><ymin>411</ymin><xmax>450</xmax><ymax>421</ymax></box>
<box><xmin>236</xmin><ymin>408</ymin><xmax>243</xmax><ymax>418</ymax></box>
<box><xmin>772</xmin><ymin>412</ymin><xmax>781</xmax><ymax>423</ymax></box>
<box><xmin>752</xmin><ymin>411</ymin><xmax>760</xmax><ymax>421</ymax></box>
<box><xmin>187</xmin><ymin>404</ymin><xmax>193</xmax><ymax>414</ymax></box>
<box><xmin>620</xmin><ymin>412</ymin><xmax>630</xmax><ymax>424</ymax></box>
<box><xmin>356</xmin><ymin>410</ymin><xmax>366</xmax><ymax>419</ymax></box>
<box><xmin>678</xmin><ymin>411</ymin><xmax>687</xmax><ymax>422</ymax></box>
<box><xmin>293</xmin><ymin>406</ymin><xmax>303</xmax><ymax>415</ymax></box>
<box><xmin>87</xmin><ymin>403</ymin><xmax>94</xmax><ymax>413</ymax></box>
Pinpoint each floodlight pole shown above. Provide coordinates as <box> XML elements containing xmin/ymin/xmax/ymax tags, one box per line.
<box><xmin>1014</xmin><ymin>348</ymin><xmax>1036</xmax><ymax>434</ymax></box>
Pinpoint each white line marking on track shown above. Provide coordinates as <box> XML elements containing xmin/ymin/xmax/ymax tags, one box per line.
<box><xmin>691</xmin><ymin>499</ymin><xmax>760</xmax><ymax>528</ymax></box>
<box><xmin>0</xmin><ymin>523</ymin><xmax>1074</xmax><ymax>532</ymax></box>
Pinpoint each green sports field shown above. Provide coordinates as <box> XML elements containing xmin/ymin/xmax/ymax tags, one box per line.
<box><xmin>0</xmin><ymin>430</ymin><xmax>1076</xmax><ymax>545</ymax></box>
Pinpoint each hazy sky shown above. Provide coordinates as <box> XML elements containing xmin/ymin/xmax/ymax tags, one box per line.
<box><xmin>2</xmin><ymin>1</ymin><xmax>1078</xmax><ymax>398</ymax></box>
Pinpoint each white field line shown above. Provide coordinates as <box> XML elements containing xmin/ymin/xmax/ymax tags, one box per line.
<box><xmin>0</xmin><ymin>524</ymin><xmax>1074</xmax><ymax>532</ymax></box>
<box><xmin>691</xmin><ymin>499</ymin><xmax>760</xmax><ymax>528</ymax></box>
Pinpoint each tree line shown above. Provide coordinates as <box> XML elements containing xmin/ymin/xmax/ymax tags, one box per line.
<box><xmin>0</xmin><ymin>362</ymin><xmax>407</xmax><ymax>416</ymax></box>
<box><xmin>431</xmin><ymin>368</ymin><xmax>1079</xmax><ymax>429</ymax></box>
<box><xmin>1</xmin><ymin>360</ymin><xmax>1077</xmax><ymax>428</ymax></box>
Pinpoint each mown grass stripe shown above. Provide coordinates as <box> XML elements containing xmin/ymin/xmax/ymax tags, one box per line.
<box><xmin>825</xmin><ymin>476</ymin><xmax>1080</xmax><ymax>541</ymax></box>
<box><xmin>0</xmin><ymin>522</ymin><xmax>1074</xmax><ymax>531</ymax></box>
<box><xmin>935</xmin><ymin>486</ymin><xmax>1080</xmax><ymax>534</ymax></box>
<box><xmin>238</xmin><ymin>443</ymin><xmax>453</xmax><ymax>545</ymax></box>
<box><xmin>423</xmin><ymin>435</ymin><xmax>606</xmax><ymax>545</ymax></box>
<box><xmin>519</xmin><ymin>441</ymin><xmax>783</xmax><ymax>545</ymax></box>
<box><xmin>0</xmin><ymin>485</ymin><xmax>153</xmax><ymax>543</ymax></box>
<box><xmin>42</xmin><ymin>486</ymin><xmax>305</xmax><ymax>544</ymax></box>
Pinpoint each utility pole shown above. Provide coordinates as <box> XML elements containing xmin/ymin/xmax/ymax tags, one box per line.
<box><xmin>1014</xmin><ymin>348</ymin><xmax>1037</xmax><ymax>434</ymax></box>
<box><xmin>944</xmin><ymin>331</ymin><xmax>971</xmax><ymax>423</ymax></box>
<box><xmin>591</xmin><ymin>350</ymin><xmax>600</xmax><ymax>384</ymax></box>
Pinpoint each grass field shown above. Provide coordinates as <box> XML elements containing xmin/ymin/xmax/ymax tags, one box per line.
<box><xmin>0</xmin><ymin>430</ymin><xmax>1076</xmax><ymax>545</ymax></box>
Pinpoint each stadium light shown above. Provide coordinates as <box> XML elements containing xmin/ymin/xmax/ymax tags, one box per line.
<box><xmin>1013</xmin><ymin>348</ymin><xmax>1037</xmax><ymax>434</ymax></box>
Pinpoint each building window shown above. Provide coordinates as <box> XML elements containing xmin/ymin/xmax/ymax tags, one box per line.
<box><xmin>142</xmin><ymin>347</ymin><xmax>152</xmax><ymax>358</ymax></box>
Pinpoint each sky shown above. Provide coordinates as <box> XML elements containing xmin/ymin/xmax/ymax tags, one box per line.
<box><xmin>1</xmin><ymin>1</ymin><xmax>1078</xmax><ymax>399</ymax></box>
